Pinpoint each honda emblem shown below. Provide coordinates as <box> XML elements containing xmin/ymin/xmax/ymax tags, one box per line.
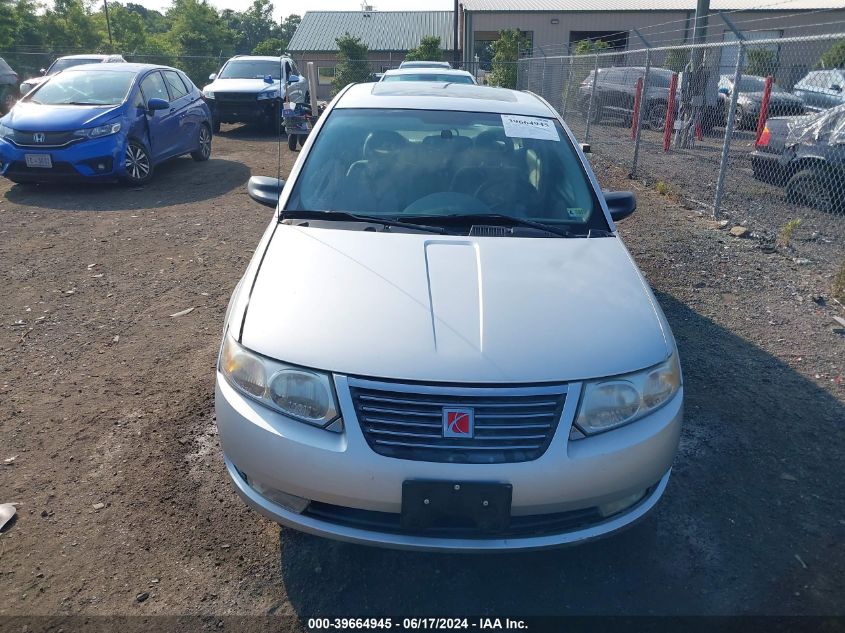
<box><xmin>442</xmin><ymin>407</ymin><xmax>474</xmax><ymax>439</ymax></box>
<box><xmin>33</xmin><ymin>132</ymin><xmax>46</xmax><ymax>144</ymax></box>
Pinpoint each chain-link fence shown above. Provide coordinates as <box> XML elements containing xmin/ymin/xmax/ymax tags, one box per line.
<box><xmin>518</xmin><ymin>32</ymin><xmax>845</xmax><ymax>263</ymax></box>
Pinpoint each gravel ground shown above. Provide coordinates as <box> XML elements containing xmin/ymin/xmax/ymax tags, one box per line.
<box><xmin>0</xmin><ymin>126</ymin><xmax>843</xmax><ymax>630</ymax></box>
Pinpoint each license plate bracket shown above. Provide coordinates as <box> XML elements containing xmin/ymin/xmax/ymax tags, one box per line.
<box><xmin>401</xmin><ymin>481</ymin><xmax>512</xmax><ymax>533</ymax></box>
<box><xmin>25</xmin><ymin>154</ymin><xmax>52</xmax><ymax>169</ymax></box>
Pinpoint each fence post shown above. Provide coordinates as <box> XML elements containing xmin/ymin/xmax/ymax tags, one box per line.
<box><xmin>663</xmin><ymin>72</ymin><xmax>678</xmax><ymax>152</ymax></box>
<box><xmin>755</xmin><ymin>74</ymin><xmax>773</xmax><ymax>145</ymax></box>
<box><xmin>584</xmin><ymin>52</ymin><xmax>599</xmax><ymax>143</ymax></box>
<box><xmin>630</xmin><ymin>48</ymin><xmax>651</xmax><ymax>177</ymax></box>
<box><xmin>713</xmin><ymin>41</ymin><xmax>744</xmax><ymax>218</ymax></box>
<box><xmin>561</xmin><ymin>56</ymin><xmax>573</xmax><ymax>119</ymax></box>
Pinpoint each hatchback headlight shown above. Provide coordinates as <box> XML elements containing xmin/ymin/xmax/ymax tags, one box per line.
<box><xmin>219</xmin><ymin>333</ymin><xmax>340</xmax><ymax>430</ymax></box>
<box><xmin>257</xmin><ymin>90</ymin><xmax>279</xmax><ymax>100</ymax></box>
<box><xmin>575</xmin><ymin>353</ymin><xmax>681</xmax><ymax>435</ymax></box>
<box><xmin>74</xmin><ymin>122</ymin><xmax>121</xmax><ymax>139</ymax></box>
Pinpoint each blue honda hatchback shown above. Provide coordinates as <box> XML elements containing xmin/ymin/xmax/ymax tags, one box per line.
<box><xmin>0</xmin><ymin>63</ymin><xmax>212</xmax><ymax>184</ymax></box>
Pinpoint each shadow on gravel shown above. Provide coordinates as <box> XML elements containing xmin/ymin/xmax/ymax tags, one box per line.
<box><xmin>280</xmin><ymin>292</ymin><xmax>845</xmax><ymax>617</ymax></box>
<box><xmin>3</xmin><ymin>157</ymin><xmax>250</xmax><ymax>211</ymax></box>
<box><xmin>218</xmin><ymin>123</ymin><xmax>289</xmax><ymax>143</ymax></box>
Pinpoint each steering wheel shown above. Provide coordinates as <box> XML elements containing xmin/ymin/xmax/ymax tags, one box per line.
<box><xmin>402</xmin><ymin>191</ymin><xmax>491</xmax><ymax>215</ymax></box>
<box><xmin>474</xmin><ymin>179</ymin><xmax>539</xmax><ymax>215</ymax></box>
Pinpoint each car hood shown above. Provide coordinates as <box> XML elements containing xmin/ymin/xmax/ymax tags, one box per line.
<box><xmin>240</xmin><ymin>226</ymin><xmax>672</xmax><ymax>384</ymax></box>
<box><xmin>204</xmin><ymin>78</ymin><xmax>280</xmax><ymax>93</ymax></box>
<box><xmin>4</xmin><ymin>101</ymin><xmax>123</xmax><ymax>131</ymax></box>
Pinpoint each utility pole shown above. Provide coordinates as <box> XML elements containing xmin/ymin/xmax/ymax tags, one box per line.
<box><xmin>453</xmin><ymin>0</ymin><xmax>459</xmax><ymax>65</ymax></box>
<box><xmin>690</xmin><ymin>0</ymin><xmax>709</xmax><ymax>67</ymax></box>
<box><xmin>103</xmin><ymin>0</ymin><xmax>113</xmax><ymax>50</ymax></box>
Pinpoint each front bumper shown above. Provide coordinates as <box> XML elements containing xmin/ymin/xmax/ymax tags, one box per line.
<box><xmin>209</xmin><ymin>97</ymin><xmax>279</xmax><ymax>124</ymax></box>
<box><xmin>216</xmin><ymin>374</ymin><xmax>683</xmax><ymax>552</ymax></box>
<box><xmin>0</xmin><ymin>134</ymin><xmax>125</xmax><ymax>182</ymax></box>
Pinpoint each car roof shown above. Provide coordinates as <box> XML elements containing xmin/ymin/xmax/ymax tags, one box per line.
<box><xmin>383</xmin><ymin>68</ymin><xmax>473</xmax><ymax>77</ymax></box>
<box><xmin>61</xmin><ymin>62</ymin><xmax>182</xmax><ymax>74</ymax></box>
<box><xmin>337</xmin><ymin>82</ymin><xmax>554</xmax><ymax>117</ymax></box>
<box><xmin>58</xmin><ymin>54</ymin><xmax>114</xmax><ymax>60</ymax></box>
<box><xmin>399</xmin><ymin>60</ymin><xmax>451</xmax><ymax>68</ymax></box>
<box><xmin>227</xmin><ymin>55</ymin><xmax>289</xmax><ymax>62</ymax></box>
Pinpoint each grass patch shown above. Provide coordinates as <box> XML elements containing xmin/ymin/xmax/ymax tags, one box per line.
<box><xmin>777</xmin><ymin>219</ymin><xmax>801</xmax><ymax>248</ymax></box>
<box><xmin>655</xmin><ymin>181</ymin><xmax>670</xmax><ymax>196</ymax></box>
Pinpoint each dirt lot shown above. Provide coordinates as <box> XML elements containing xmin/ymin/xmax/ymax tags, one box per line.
<box><xmin>1</xmin><ymin>126</ymin><xmax>844</xmax><ymax>630</ymax></box>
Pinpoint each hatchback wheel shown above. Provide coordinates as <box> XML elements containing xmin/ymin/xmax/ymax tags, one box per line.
<box><xmin>645</xmin><ymin>103</ymin><xmax>667</xmax><ymax>131</ymax></box>
<box><xmin>191</xmin><ymin>124</ymin><xmax>212</xmax><ymax>162</ymax></box>
<box><xmin>123</xmin><ymin>140</ymin><xmax>152</xmax><ymax>185</ymax></box>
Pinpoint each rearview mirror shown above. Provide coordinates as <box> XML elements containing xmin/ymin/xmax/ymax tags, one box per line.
<box><xmin>147</xmin><ymin>98</ymin><xmax>169</xmax><ymax>112</ymax></box>
<box><xmin>604</xmin><ymin>191</ymin><xmax>637</xmax><ymax>222</ymax></box>
<box><xmin>248</xmin><ymin>176</ymin><xmax>285</xmax><ymax>208</ymax></box>
<box><xmin>209</xmin><ymin>73</ymin><xmax>217</xmax><ymax>81</ymax></box>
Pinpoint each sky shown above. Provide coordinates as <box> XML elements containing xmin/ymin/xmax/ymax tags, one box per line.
<box><xmin>140</xmin><ymin>0</ymin><xmax>454</xmax><ymax>20</ymax></box>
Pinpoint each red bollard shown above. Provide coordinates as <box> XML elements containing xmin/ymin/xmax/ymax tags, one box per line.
<box><xmin>755</xmin><ymin>75</ymin><xmax>774</xmax><ymax>145</ymax></box>
<box><xmin>695</xmin><ymin>121</ymin><xmax>703</xmax><ymax>140</ymax></box>
<box><xmin>631</xmin><ymin>76</ymin><xmax>643</xmax><ymax>140</ymax></box>
<box><xmin>663</xmin><ymin>72</ymin><xmax>678</xmax><ymax>152</ymax></box>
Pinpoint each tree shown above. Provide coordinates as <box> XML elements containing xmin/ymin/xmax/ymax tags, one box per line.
<box><xmin>573</xmin><ymin>38</ymin><xmax>609</xmax><ymax>55</ymax></box>
<box><xmin>404</xmin><ymin>36</ymin><xmax>443</xmax><ymax>62</ymax></box>
<box><xmin>252</xmin><ymin>37</ymin><xmax>282</xmax><ymax>56</ymax></box>
<box><xmin>817</xmin><ymin>40</ymin><xmax>845</xmax><ymax>69</ymax></box>
<box><xmin>276</xmin><ymin>14</ymin><xmax>300</xmax><ymax>48</ymax></box>
<box><xmin>42</xmin><ymin>0</ymin><xmax>103</xmax><ymax>51</ymax></box>
<box><xmin>165</xmin><ymin>0</ymin><xmax>234</xmax><ymax>84</ymax></box>
<box><xmin>746</xmin><ymin>47</ymin><xmax>776</xmax><ymax>77</ymax></box>
<box><xmin>332</xmin><ymin>32</ymin><xmax>370</xmax><ymax>95</ymax></box>
<box><xmin>232</xmin><ymin>0</ymin><xmax>274</xmax><ymax>54</ymax></box>
<box><xmin>488</xmin><ymin>29</ymin><xmax>529</xmax><ymax>89</ymax></box>
<box><xmin>664</xmin><ymin>48</ymin><xmax>690</xmax><ymax>73</ymax></box>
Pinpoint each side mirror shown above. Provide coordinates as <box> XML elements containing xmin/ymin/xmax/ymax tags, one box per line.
<box><xmin>248</xmin><ymin>175</ymin><xmax>285</xmax><ymax>208</ymax></box>
<box><xmin>40</xmin><ymin>68</ymin><xmax>46</xmax><ymax>75</ymax></box>
<box><xmin>604</xmin><ymin>191</ymin><xmax>637</xmax><ymax>222</ymax></box>
<box><xmin>832</xmin><ymin>84</ymin><xmax>842</xmax><ymax>92</ymax></box>
<box><xmin>147</xmin><ymin>98</ymin><xmax>169</xmax><ymax>112</ymax></box>
<box><xmin>580</xmin><ymin>143</ymin><xmax>591</xmax><ymax>154</ymax></box>
<box><xmin>208</xmin><ymin>73</ymin><xmax>217</xmax><ymax>81</ymax></box>
<box><xmin>288</xmin><ymin>74</ymin><xmax>300</xmax><ymax>84</ymax></box>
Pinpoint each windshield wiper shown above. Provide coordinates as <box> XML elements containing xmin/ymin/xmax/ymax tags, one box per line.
<box><xmin>404</xmin><ymin>213</ymin><xmax>579</xmax><ymax>238</ymax></box>
<box><xmin>281</xmin><ymin>210</ymin><xmax>450</xmax><ymax>235</ymax></box>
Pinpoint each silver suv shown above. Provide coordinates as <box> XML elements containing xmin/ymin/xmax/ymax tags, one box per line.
<box><xmin>202</xmin><ymin>55</ymin><xmax>308</xmax><ymax>133</ymax></box>
<box><xmin>19</xmin><ymin>54</ymin><xmax>126</xmax><ymax>96</ymax></box>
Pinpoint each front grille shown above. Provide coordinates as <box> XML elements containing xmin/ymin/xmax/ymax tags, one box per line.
<box><xmin>349</xmin><ymin>378</ymin><xmax>568</xmax><ymax>464</ymax></box>
<box><xmin>10</xmin><ymin>130</ymin><xmax>79</xmax><ymax>148</ymax></box>
<box><xmin>304</xmin><ymin>500</ymin><xmax>602</xmax><ymax>538</ymax></box>
<box><xmin>216</xmin><ymin>92</ymin><xmax>258</xmax><ymax>102</ymax></box>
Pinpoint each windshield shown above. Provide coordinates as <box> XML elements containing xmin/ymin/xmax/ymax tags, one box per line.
<box><xmin>48</xmin><ymin>58</ymin><xmax>102</xmax><ymax>74</ymax></box>
<box><xmin>286</xmin><ymin>109</ymin><xmax>606</xmax><ymax>233</ymax></box>
<box><xmin>29</xmin><ymin>70</ymin><xmax>135</xmax><ymax>105</ymax></box>
<box><xmin>383</xmin><ymin>74</ymin><xmax>474</xmax><ymax>84</ymax></box>
<box><xmin>219</xmin><ymin>60</ymin><xmax>281</xmax><ymax>80</ymax></box>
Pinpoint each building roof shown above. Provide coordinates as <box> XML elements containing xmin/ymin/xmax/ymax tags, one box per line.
<box><xmin>461</xmin><ymin>0</ymin><xmax>844</xmax><ymax>10</ymax></box>
<box><xmin>287</xmin><ymin>11</ymin><xmax>455</xmax><ymax>52</ymax></box>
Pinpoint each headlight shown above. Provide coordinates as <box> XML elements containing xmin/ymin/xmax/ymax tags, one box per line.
<box><xmin>219</xmin><ymin>333</ymin><xmax>340</xmax><ymax>430</ymax></box>
<box><xmin>257</xmin><ymin>90</ymin><xmax>279</xmax><ymax>100</ymax></box>
<box><xmin>0</xmin><ymin>122</ymin><xmax>12</xmax><ymax>139</ymax></box>
<box><xmin>202</xmin><ymin>89</ymin><xmax>214</xmax><ymax>99</ymax></box>
<box><xmin>73</xmin><ymin>122</ymin><xmax>121</xmax><ymax>139</ymax></box>
<box><xmin>575</xmin><ymin>353</ymin><xmax>681</xmax><ymax>435</ymax></box>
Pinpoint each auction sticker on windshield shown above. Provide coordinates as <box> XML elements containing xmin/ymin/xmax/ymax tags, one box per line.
<box><xmin>501</xmin><ymin>115</ymin><xmax>559</xmax><ymax>141</ymax></box>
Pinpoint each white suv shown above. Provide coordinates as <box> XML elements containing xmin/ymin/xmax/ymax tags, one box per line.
<box><xmin>202</xmin><ymin>55</ymin><xmax>308</xmax><ymax>132</ymax></box>
<box><xmin>216</xmin><ymin>81</ymin><xmax>683</xmax><ymax>551</ymax></box>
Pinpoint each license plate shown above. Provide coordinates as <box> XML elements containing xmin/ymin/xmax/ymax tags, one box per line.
<box><xmin>401</xmin><ymin>481</ymin><xmax>512</xmax><ymax>533</ymax></box>
<box><xmin>25</xmin><ymin>154</ymin><xmax>52</xmax><ymax>169</ymax></box>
